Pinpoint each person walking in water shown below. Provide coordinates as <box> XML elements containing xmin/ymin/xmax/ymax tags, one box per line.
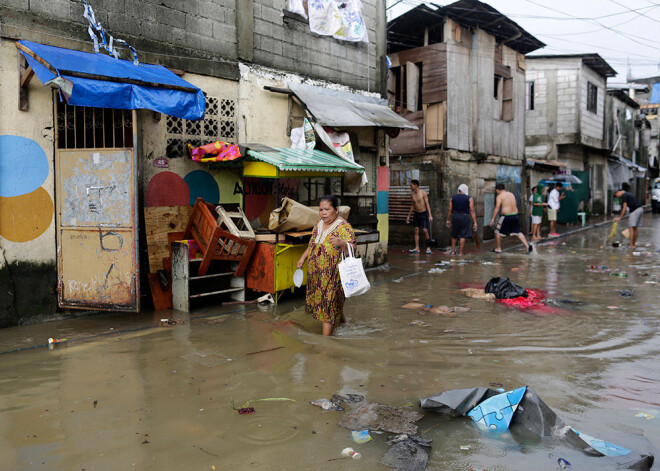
<box><xmin>405</xmin><ymin>179</ymin><xmax>433</xmax><ymax>254</ymax></box>
<box><xmin>297</xmin><ymin>195</ymin><xmax>356</xmax><ymax>336</ymax></box>
<box><xmin>446</xmin><ymin>184</ymin><xmax>478</xmax><ymax>255</ymax></box>
<box><xmin>488</xmin><ymin>183</ymin><xmax>530</xmax><ymax>253</ymax></box>
<box><xmin>614</xmin><ymin>188</ymin><xmax>643</xmax><ymax>249</ymax></box>
<box><xmin>547</xmin><ymin>182</ymin><xmax>564</xmax><ymax>237</ymax></box>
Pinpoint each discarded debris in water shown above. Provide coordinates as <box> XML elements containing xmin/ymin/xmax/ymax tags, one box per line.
<box><xmin>339</xmin><ymin>402</ymin><xmax>424</xmax><ymax>434</ymax></box>
<box><xmin>381</xmin><ymin>434</ymin><xmax>432</xmax><ymax>471</ymax></box>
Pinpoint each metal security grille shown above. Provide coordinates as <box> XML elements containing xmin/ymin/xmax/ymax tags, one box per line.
<box><xmin>166</xmin><ymin>95</ymin><xmax>237</xmax><ymax>158</ymax></box>
<box><xmin>56</xmin><ymin>99</ymin><xmax>133</xmax><ymax>149</ymax></box>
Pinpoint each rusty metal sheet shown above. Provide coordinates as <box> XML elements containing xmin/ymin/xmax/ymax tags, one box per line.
<box><xmin>56</xmin><ymin>149</ymin><xmax>138</xmax><ymax>311</ymax></box>
<box><xmin>288</xmin><ymin>82</ymin><xmax>418</xmax><ymax>129</ymax></box>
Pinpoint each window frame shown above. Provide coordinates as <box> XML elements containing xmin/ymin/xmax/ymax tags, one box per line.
<box><xmin>586</xmin><ymin>81</ymin><xmax>598</xmax><ymax>114</ymax></box>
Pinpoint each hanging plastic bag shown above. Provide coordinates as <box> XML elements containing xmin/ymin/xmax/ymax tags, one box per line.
<box><xmin>338</xmin><ymin>243</ymin><xmax>371</xmax><ymax>297</ymax></box>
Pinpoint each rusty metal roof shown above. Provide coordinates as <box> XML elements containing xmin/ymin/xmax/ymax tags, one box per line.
<box><xmin>287</xmin><ymin>83</ymin><xmax>418</xmax><ymax>129</ymax></box>
<box><xmin>387</xmin><ymin>0</ymin><xmax>545</xmax><ymax>55</ymax></box>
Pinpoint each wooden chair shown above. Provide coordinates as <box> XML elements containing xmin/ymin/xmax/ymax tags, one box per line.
<box><xmin>183</xmin><ymin>198</ymin><xmax>256</xmax><ymax>277</ymax></box>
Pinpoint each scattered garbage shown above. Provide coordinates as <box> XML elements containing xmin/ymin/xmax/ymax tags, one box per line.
<box><xmin>160</xmin><ymin>318</ymin><xmax>184</xmax><ymax>327</ymax></box>
<box><xmin>485</xmin><ymin>277</ymin><xmax>528</xmax><ymax>299</ymax></box>
<box><xmin>232</xmin><ymin>397</ymin><xmax>296</xmax><ymax>414</ymax></box>
<box><xmin>419</xmin><ymin>386</ymin><xmax>654</xmax><ymax>470</ymax></box>
<box><xmin>257</xmin><ymin>293</ymin><xmax>275</xmax><ymax>304</ymax></box>
<box><xmin>459</xmin><ymin>445</ymin><xmax>472</xmax><ymax>450</ymax></box>
<box><xmin>461</xmin><ymin>288</ymin><xmax>496</xmax><ymax>300</ymax></box>
<box><xmin>635</xmin><ymin>412</ymin><xmax>654</xmax><ymax>420</ymax></box>
<box><xmin>339</xmin><ymin>402</ymin><xmax>424</xmax><ymax>434</ymax></box>
<box><xmin>47</xmin><ymin>338</ymin><xmax>66</xmax><ymax>345</ymax></box>
<box><xmin>557</xmin><ymin>457</ymin><xmax>572</xmax><ymax>469</ymax></box>
<box><xmin>617</xmin><ymin>289</ymin><xmax>634</xmax><ymax>298</ymax></box>
<box><xmin>427</xmin><ymin>268</ymin><xmax>445</xmax><ymax>274</ymax></box>
<box><xmin>410</xmin><ymin>320</ymin><xmax>430</xmax><ymax>328</ymax></box>
<box><xmin>332</xmin><ymin>393</ymin><xmax>364</xmax><ymax>405</ymax></box>
<box><xmin>342</xmin><ymin>447</ymin><xmax>362</xmax><ymax>460</ymax></box>
<box><xmin>311</xmin><ymin>398</ymin><xmax>344</xmax><ymax>411</ymax></box>
<box><xmin>402</xmin><ymin>302</ymin><xmax>470</xmax><ymax>315</ymax></box>
<box><xmin>381</xmin><ymin>434</ymin><xmax>432</xmax><ymax>471</ymax></box>
<box><xmin>351</xmin><ymin>429</ymin><xmax>372</xmax><ymax>444</ymax></box>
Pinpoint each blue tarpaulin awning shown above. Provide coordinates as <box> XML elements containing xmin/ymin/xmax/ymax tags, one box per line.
<box><xmin>17</xmin><ymin>40</ymin><xmax>205</xmax><ymax>120</ymax></box>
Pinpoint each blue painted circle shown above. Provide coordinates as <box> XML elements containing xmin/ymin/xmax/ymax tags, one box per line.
<box><xmin>184</xmin><ymin>170</ymin><xmax>220</xmax><ymax>205</ymax></box>
<box><xmin>0</xmin><ymin>135</ymin><xmax>49</xmax><ymax>197</ymax></box>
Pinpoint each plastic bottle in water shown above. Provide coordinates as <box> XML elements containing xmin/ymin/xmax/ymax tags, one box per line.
<box><xmin>342</xmin><ymin>447</ymin><xmax>361</xmax><ymax>459</ymax></box>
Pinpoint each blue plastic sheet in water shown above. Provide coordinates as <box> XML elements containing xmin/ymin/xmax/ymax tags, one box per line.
<box><xmin>467</xmin><ymin>386</ymin><xmax>527</xmax><ymax>430</ymax></box>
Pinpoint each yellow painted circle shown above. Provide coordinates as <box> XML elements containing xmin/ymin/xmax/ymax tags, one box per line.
<box><xmin>0</xmin><ymin>187</ymin><xmax>53</xmax><ymax>242</ymax></box>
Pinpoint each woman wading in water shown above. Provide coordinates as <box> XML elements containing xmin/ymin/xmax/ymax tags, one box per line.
<box><xmin>297</xmin><ymin>195</ymin><xmax>356</xmax><ymax>336</ymax></box>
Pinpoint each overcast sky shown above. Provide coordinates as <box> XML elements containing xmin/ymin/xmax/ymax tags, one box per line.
<box><xmin>387</xmin><ymin>0</ymin><xmax>660</xmax><ymax>82</ymax></box>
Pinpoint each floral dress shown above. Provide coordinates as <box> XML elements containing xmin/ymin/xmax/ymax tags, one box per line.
<box><xmin>305</xmin><ymin>218</ymin><xmax>356</xmax><ymax>324</ymax></box>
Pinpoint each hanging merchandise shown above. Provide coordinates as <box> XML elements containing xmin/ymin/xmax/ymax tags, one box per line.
<box><xmin>187</xmin><ymin>141</ymin><xmax>242</xmax><ymax>163</ymax></box>
<box><xmin>308</xmin><ymin>0</ymin><xmax>369</xmax><ymax>43</ymax></box>
<box><xmin>303</xmin><ymin>118</ymin><xmax>316</xmax><ymax>150</ymax></box>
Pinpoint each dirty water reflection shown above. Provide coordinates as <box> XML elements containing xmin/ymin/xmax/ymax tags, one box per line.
<box><xmin>1</xmin><ymin>217</ymin><xmax>659</xmax><ymax>470</ymax></box>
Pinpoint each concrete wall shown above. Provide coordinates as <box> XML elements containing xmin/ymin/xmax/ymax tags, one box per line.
<box><xmin>255</xmin><ymin>0</ymin><xmax>385</xmax><ymax>93</ymax></box>
<box><xmin>0</xmin><ymin>40</ymin><xmax>58</xmax><ymax>326</ymax></box>
<box><xmin>1</xmin><ymin>0</ymin><xmax>385</xmax><ymax>91</ymax></box>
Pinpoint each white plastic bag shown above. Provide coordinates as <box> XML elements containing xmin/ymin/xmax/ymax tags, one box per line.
<box><xmin>338</xmin><ymin>243</ymin><xmax>370</xmax><ymax>297</ymax></box>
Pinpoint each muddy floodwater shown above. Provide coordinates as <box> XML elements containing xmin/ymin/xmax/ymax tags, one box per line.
<box><xmin>1</xmin><ymin>217</ymin><xmax>659</xmax><ymax>471</ymax></box>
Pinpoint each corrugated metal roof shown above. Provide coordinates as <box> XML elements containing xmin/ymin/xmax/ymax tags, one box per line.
<box><xmin>387</xmin><ymin>0</ymin><xmax>545</xmax><ymax>55</ymax></box>
<box><xmin>288</xmin><ymin>82</ymin><xmax>418</xmax><ymax>129</ymax></box>
<box><xmin>247</xmin><ymin>146</ymin><xmax>364</xmax><ymax>173</ymax></box>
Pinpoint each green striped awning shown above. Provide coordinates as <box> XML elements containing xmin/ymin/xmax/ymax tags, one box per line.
<box><xmin>246</xmin><ymin>146</ymin><xmax>364</xmax><ymax>173</ymax></box>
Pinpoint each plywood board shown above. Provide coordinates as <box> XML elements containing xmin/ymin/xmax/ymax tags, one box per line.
<box><xmin>426</xmin><ymin>102</ymin><xmax>445</xmax><ymax>145</ymax></box>
<box><xmin>145</xmin><ymin>205</ymin><xmax>193</xmax><ymax>273</ymax></box>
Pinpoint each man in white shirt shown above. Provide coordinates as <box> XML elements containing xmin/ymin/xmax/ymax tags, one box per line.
<box><xmin>547</xmin><ymin>182</ymin><xmax>565</xmax><ymax>237</ymax></box>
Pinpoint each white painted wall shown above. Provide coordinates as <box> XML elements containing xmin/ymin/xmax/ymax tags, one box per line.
<box><xmin>0</xmin><ymin>40</ymin><xmax>56</xmax><ymax>266</ymax></box>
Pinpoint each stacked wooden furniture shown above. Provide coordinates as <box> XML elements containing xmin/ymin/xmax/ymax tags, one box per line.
<box><xmin>172</xmin><ymin>198</ymin><xmax>256</xmax><ymax>311</ymax></box>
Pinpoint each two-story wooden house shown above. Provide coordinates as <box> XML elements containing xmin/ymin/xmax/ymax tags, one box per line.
<box><xmin>386</xmin><ymin>0</ymin><xmax>544</xmax><ymax>244</ymax></box>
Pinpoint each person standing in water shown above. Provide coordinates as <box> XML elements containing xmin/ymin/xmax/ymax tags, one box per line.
<box><xmin>446</xmin><ymin>184</ymin><xmax>478</xmax><ymax>255</ymax></box>
<box><xmin>488</xmin><ymin>183</ymin><xmax>530</xmax><ymax>253</ymax></box>
<box><xmin>297</xmin><ymin>195</ymin><xmax>356</xmax><ymax>336</ymax></box>
<box><xmin>405</xmin><ymin>179</ymin><xmax>433</xmax><ymax>254</ymax></box>
<box><xmin>613</xmin><ymin>188</ymin><xmax>643</xmax><ymax>249</ymax></box>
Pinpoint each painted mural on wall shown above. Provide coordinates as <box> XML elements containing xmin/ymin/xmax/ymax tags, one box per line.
<box><xmin>145</xmin><ymin>169</ymin><xmax>242</xmax><ymax>207</ymax></box>
<box><xmin>0</xmin><ymin>135</ymin><xmax>53</xmax><ymax>242</ymax></box>
<box><xmin>144</xmin><ymin>170</ymin><xmax>299</xmax><ymax>228</ymax></box>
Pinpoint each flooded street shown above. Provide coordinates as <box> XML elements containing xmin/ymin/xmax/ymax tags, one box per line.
<box><xmin>1</xmin><ymin>216</ymin><xmax>659</xmax><ymax>471</ymax></box>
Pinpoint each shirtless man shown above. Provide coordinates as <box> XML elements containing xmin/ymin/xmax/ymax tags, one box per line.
<box><xmin>488</xmin><ymin>183</ymin><xmax>530</xmax><ymax>253</ymax></box>
<box><xmin>405</xmin><ymin>179</ymin><xmax>433</xmax><ymax>254</ymax></box>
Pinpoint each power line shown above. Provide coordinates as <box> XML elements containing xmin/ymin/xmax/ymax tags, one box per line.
<box><xmin>524</xmin><ymin>0</ymin><xmax>660</xmax><ymax>51</ymax></box>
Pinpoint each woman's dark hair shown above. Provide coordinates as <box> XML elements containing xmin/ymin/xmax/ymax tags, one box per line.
<box><xmin>319</xmin><ymin>195</ymin><xmax>339</xmax><ymax>210</ymax></box>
